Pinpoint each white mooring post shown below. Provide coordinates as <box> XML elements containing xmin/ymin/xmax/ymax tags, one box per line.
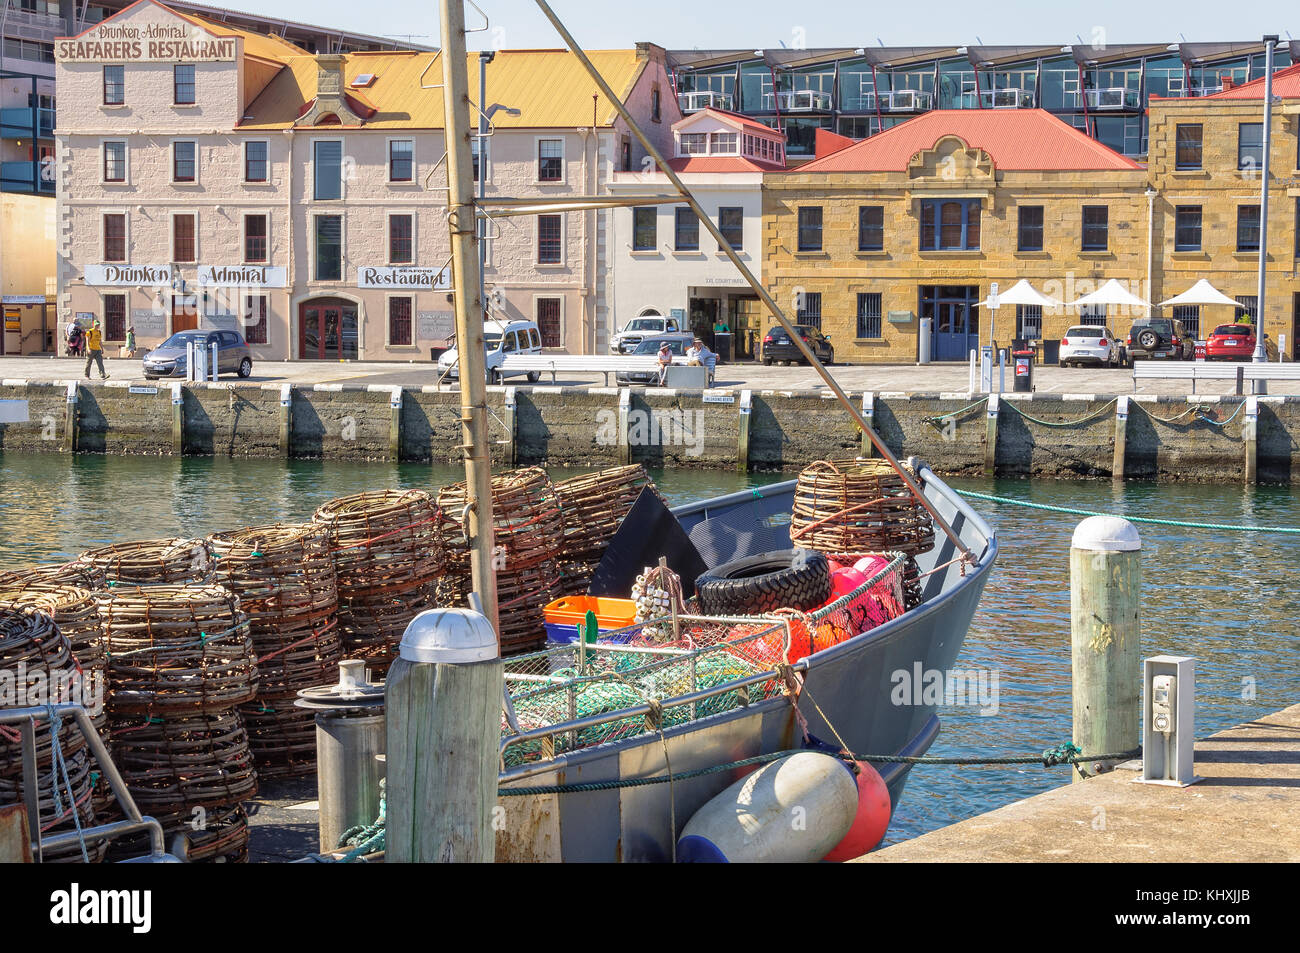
<box><xmin>1070</xmin><ymin>516</ymin><xmax>1142</xmax><ymax>782</ymax></box>
<box><xmin>386</xmin><ymin>606</ymin><xmax>504</xmax><ymax>862</ymax></box>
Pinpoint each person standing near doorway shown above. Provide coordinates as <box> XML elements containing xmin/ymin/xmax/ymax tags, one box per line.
<box><xmin>84</xmin><ymin>319</ymin><xmax>109</xmax><ymax>380</ymax></box>
<box><xmin>124</xmin><ymin>325</ymin><xmax>137</xmax><ymax>358</ymax></box>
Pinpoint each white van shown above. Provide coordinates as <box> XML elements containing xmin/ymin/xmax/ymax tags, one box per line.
<box><xmin>437</xmin><ymin>320</ymin><xmax>544</xmax><ymax>383</ymax></box>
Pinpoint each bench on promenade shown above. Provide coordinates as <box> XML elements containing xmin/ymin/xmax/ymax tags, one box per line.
<box><xmin>1130</xmin><ymin>360</ymin><xmax>1300</xmax><ymax>393</ymax></box>
<box><xmin>497</xmin><ymin>353</ymin><xmax>715</xmax><ymax>386</ymax></box>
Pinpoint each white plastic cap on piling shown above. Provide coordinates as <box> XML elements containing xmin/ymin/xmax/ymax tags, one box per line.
<box><xmin>399</xmin><ymin>608</ymin><xmax>500</xmax><ymax>663</ymax></box>
<box><xmin>1071</xmin><ymin>515</ymin><xmax>1142</xmax><ymax>553</ymax></box>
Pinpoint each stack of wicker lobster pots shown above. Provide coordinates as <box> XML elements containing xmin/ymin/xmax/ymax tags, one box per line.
<box><xmin>82</xmin><ymin>538</ymin><xmax>259</xmax><ymax>862</ymax></box>
<box><xmin>789</xmin><ymin>459</ymin><xmax>936</xmax><ymax>610</ymax></box>
<box><xmin>311</xmin><ymin>489</ymin><xmax>443</xmax><ymax>674</ymax></box>
<box><xmin>209</xmin><ymin>524</ymin><xmax>342</xmax><ymax>781</ymax></box>
<box><xmin>551</xmin><ymin>465</ymin><xmax>657</xmax><ymax>596</ymax></box>
<box><xmin>436</xmin><ymin>467</ymin><xmax>567</xmax><ymax>655</ymax></box>
<box><xmin>0</xmin><ymin>603</ymin><xmax>107</xmax><ymax>861</ymax></box>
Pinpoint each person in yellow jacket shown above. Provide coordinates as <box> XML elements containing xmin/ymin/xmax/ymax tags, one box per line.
<box><xmin>84</xmin><ymin>320</ymin><xmax>109</xmax><ymax>380</ymax></box>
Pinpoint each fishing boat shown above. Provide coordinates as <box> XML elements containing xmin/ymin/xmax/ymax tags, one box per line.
<box><xmin>494</xmin><ymin>463</ymin><xmax>996</xmax><ymax>862</ymax></box>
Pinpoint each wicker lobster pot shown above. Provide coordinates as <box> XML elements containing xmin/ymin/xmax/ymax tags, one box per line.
<box><xmin>77</xmin><ymin>538</ymin><xmax>213</xmax><ymax>586</ymax></box>
<box><xmin>437</xmin><ymin>467</ymin><xmax>566</xmax><ymax>654</ymax></box>
<box><xmin>552</xmin><ymin>465</ymin><xmax>656</xmax><ymax>595</ymax></box>
<box><xmin>0</xmin><ymin>747</ymin><xmax>107</xmax><ymax>862</ymax></box>
<box><xmin>0</xmin><ymin>560</ymin><xmax>107</xmax><ymax>591</ymax></box>
<box><xmin>312</xmin><ymin>490</ymin><xmax>443</xmax><ymax>668</ymax></box>
<box><xmin>237</xmin><ymin>701</ymin><xmax>318</xmax><ymax>780</ymax></box>
<box><xmin>96</xmin><ymin>585</ymin><xmax>257</xmax><ymax>716</ymax></box>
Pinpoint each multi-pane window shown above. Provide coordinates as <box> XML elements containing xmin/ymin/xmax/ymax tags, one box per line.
<box><xmin>1174</xmin><ymin>206</ymin><xmax>1202</xmax><ymax>251</ymax></box>
<box><xmin>537</xmin><ymin>214</ymin><xmax>562</xmax><ymax>263</ymax></box>
<box><xmin>1078</xmin><ymin>304</ymin><xmax>1107</xmax><ymax>328</ymax></box>
<box><xmin>172</xmin><ymin>141</ymin><xmax>196</xmax><ymax>182</ymax></box>
<box><xmin>797</xmin><ymin>206</ymin><xmax>823</xmax><ymax>251</ymax></box>
<box><xmin>102</xmin><ymin>65</ymin><xmax>124</xmax><ymax>106</ymax></box>
<box><xmin>1238</xmin><ymin>123</ymin><xmax>1264</xmax><ymax>171</ymax></box>
<box><xmin>857</xmin><ymin>206</ymin><xmax>883</xmax><ymax>251</ymax></box>
<box><xmin>315</xmin><ymin>215</ymin><xmax>343</xmax><ymax>280</ymax></box>
<box><xmin>389</xmin><ymin>139</ymin><xmax>413</xmax><ymax>182</ymax></box>
<box><xmin>920</xmin><ymin>199</ymin><xmax>980</xmax><ymax>250</ymax></box>
<box><xmin>856</xmin><ymin>292</ymin><xmax>882</xmax><ymax>339</ymax></box>
<box><xmin>797</xmin><ymin>291</ymin><xmax>822</xmax><ymax>330</ymax></box>
<box><xmin>1235</xmin><ymin>295</ymin><xmax>1258</xmax><ymax>324</ymax></box>
<box><xmin>679</xmin><ymin>133</ymin><xmax>707</xmax><ymax>155</ymax></box>
<box><xmin>103</xmin><ymin>213</ymin><xmax>126</xmax><ymax>262</ymax></box>
<box><xmin>1017</xmin><ymin>206</ymin><xmax>1044</xmax><ymax>251</ymax></box>
<box><xmin>537</xmin><ymin>298</ymin><xmax>562</xmax><ymax>347</ymax></box>
<box><xmin>243</xmin><ymin>294</ymin><xmax>268</xmax><ymax>345</ymax></box>
<box><xmin>388</xmin><ymin>296</ymin><xmax>413</xmax><ymax>346</ymax></box>
<box><xmin>711</xmin><ymin>132</ymin><xmax>738</xmax><ymax>153</ymax></box>
<box><xmin>172</xmin><ymin>214</ymin><xmax>196</xmax><ymax>262</ymax></box>
<box><xmin>537</xmin><ymin>139</ymin><xmax>563</xmax><ymax>181</ymax></box>
<box><xmin>674</xmin><ymin>207</ymin><xmax>699</xmax><ymax>251</ymax></box>
<box><xmin>718</xmin><ymin>207</ymin><xmax>743</xmax><ymax>251</ymax></box>
<box><xmin>389</xmin><ymin>214</ymin><xmax>413</xmax><ymax>264</ymax></box>
<box><xmin>1175</xmin><ymin>124</ymin><xmax>1202</xmax><ymax>170</ymax></box>
<box><xmin>244</xmin><ymin>141</ymin><xmax>268</xmax><ymax>182</ymax></box>
<box><xmin>1173</xmin><ymin>305</ymin><xmax>1201</xmax><ymax>339</ymax></box>
<box><xmin>173</xmin><ymin>64</ymin><xmax>195</xmax><ymax>105</ymax></box>
<box><xmin>632</xmin><ymin>207</ymin><xmax>657</xmax><ymax>251</ymax></box>
<box><xmin>1237</xmin><ymin>205</ymin><xmax>1261</xmax><ymax>252</ymax></box>
<box><xmin>104</xmin><ymin>295</ymin><xmax>126</xmax><ymax>342</ymax></box>
<box><xmin>103</xmin><ymin>141</ymin><xmax>126</xmax><ymax>182</ymax></box>
<box><xmin>1016</xmin><ymin>304</ymin><xmax>1043</xmax><ymax>340</ymax></box>
<box><xmin>244</xmin><ymin>214</ymin><xmax>268</xmax><ymax>263</ymax></box>
<box><xmin>1081</xmin><ymin>205</ymin><xmax>1109</xmax><ymax>251</ymax></box>
<box><xmin>314</xmin><ymin>140</ymin><xmax>343</xmax><ymax>200</ymax></box>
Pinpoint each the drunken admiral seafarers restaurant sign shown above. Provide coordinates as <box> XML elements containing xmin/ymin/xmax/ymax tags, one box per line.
<box><xmin>56</xmin><ymin>19</ymin><xmax>237</xmax><ymax>62</ymax></box>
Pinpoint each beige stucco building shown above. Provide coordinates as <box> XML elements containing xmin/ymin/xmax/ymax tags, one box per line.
<box><xmin>54</xmin><ymin>0</ymin><xmax>678</xmax><ymax>360</ymax></box>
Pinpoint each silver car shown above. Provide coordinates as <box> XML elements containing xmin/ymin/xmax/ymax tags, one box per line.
<box><xmin>142</xmin><ymin>330</ymin><xmax>254</xmax><ymax>379</ymax></box>
<box><xmin>616</xmin><ymin>333</ymin><xmax>695</xmax><ymax>384</ymax></box>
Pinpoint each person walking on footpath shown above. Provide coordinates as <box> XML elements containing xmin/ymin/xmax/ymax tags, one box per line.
<box><xmin>124</xmin><ymin>325</ymin><xmax>137</xmax><ymax>358</ymax></box>
<box><xmin>84</xmin><ymin>319</ymin><xmax>109</xmax><ymax>380</ymax></box>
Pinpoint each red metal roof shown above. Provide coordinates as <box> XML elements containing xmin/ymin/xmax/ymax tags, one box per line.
<box><xmin>813</xmin><ymin>127</ymin><xmax>856</xmax><ymax>159</ymax></box>
<box><xmin>666</xmin><ymin>155</ymin><xmax>784</xmax><ymax>172</ymax></box>
<box><xmin>693</xmin><ymin>106</ymin><xmax>783</xmax><ymax>136</ymax></box>
<box><xmin>1202</xmin><ymin>62</ymin><xmax>1300</xmax><ymax>99</ymax></box>
<box><xmin>796</xmin><ymin>109</ymin><xmax>1143</xmax><ymax>173</ymax></box>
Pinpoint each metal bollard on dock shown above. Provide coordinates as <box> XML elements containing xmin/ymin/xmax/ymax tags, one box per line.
<box><xmin>1069</xmin><ymin>516</ymin><xmax>1141</xmax><ymax>781</ymax></box>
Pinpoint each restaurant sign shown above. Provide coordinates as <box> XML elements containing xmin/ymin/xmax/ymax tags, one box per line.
<box><xmin>197</xmin><ymin>265</ymin><xmax>287</xmax><ymax>288</ymax></box>
<box><xmin>83</xmin><ymin>264</ymin><xmax>172</xmax><ymax>287</ymax></box>
<box><xmin>56</xmin><ymin>21</ymin><xmax>237</xmax><ymax>63</ymax></box>
<box><xmin>357</xmin><ymin>266</ymin><xmax>451</xmax><ymax>290</ymax></box>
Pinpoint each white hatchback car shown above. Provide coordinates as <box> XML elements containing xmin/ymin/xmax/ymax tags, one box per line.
<box><xmin>1058</xmin><ymin>325</ymin><xmax>1122</xmax><ymax>368</ymax></box>
<box><xmin>437</xmin><ymin>320</ymin><xmax>544</xmax><ymax>382</ymax></box>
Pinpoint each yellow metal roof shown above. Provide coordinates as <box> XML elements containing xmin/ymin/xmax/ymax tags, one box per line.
<box><xmin>239</xmin><ymin>48</ymin><xmax>647</xmax><ymax>129</ymax></box>
<box><xmin>174</xmin><ymin>10</ymin><xmax>309</xmax><ymax>63</ymax></box>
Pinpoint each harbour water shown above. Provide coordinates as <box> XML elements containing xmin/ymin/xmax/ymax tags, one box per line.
<box><xmin>1</xmin><ymin>451</ymin><xmax>1297</xmax><ymax>845</ymax></box>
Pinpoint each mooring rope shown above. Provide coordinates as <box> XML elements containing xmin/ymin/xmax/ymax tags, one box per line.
<box><xmin>955</xmin><ymin>490</ymin><xmax>1300</xmax><ymax>535</ymax></box>
<box><xmin>1003</xmin><ymin>398</ymin><xmax>1118</xmax><ymax>428</ymax></box>
<box><xmin>922</xmin><ymin>396</ymin><xmax>988</xmax><ymax>426</ymax></box>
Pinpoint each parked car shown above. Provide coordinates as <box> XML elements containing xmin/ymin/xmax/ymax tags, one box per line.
<box><xmin>761</xmin><ymin>324</ymin><xmax>834</xmax><ymax>366</ymax></box>
<box><xmin>616</xmin><ymin>333</ymin><xmax>695</xmax><ymax>384</ymax></box>
<box><xmin>1205</xmin><ymin>324</ymin><xmax>1257</xmax><ymax>361</ymax></box>
<box><xmin>1058</xmin><ymin>325</ymin><xmax>1122</xmax><ymax>368</ymax></box>
<box><xmin>610</xmin><ymin>314</ymin><xmax>684</xmax><ymax>355</ymax></box>
<box><xmin>1125</xmin><ymin>317</ymin><xmax>1194</xmax><ymax>362</ymax></box>
<box><xmin>437</xmin><ymin>320</ymin><xmax>543</xmax><ymax>383</ymax></box>
<box><xmin>142</xmin><ymin>329</ymin><xmax>252</xmax><ymax>379</ymax></box>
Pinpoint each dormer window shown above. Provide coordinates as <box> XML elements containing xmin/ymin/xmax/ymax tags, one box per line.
<box><xmin>679</xmin><ymin>133</ymin><xmax>707</xmax><ymax>156</ymax></box>
<box><xmin>711</xmin><ymin>132</ymin><xmax>738</xmax><ymax>154</ymax></box>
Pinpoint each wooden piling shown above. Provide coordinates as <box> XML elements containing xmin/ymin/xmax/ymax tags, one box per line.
<box><xmin>503</xmin><ymin>386</ymin><xmax>518</xmax><ymax>467</ymax></box>
<box><xmin>279</xmin><ymin>384</ymin><xmax>292</xmax><ymax>457</ymax></box>
<box><xmin>983</xmin><ymin>393</ymin><xmax>999</xmax><ymax>476</ymax></box>
<box><xmin>170</xmin><ymin>382</ymin><xmax>183</xmax><ymax>455</ymax></box>
<box><xmin>617</xmin><ymin>387</ymin><xmax>631</xmax><ymax>465</ymax></box>
<box><xmin>1070</xmin><ymin>516</ymin><xmax>1142</xmax><ymax>781</ymax></box>
<box><xmin>62</xmin><ymin>382</ymin><xmax>77</xmax><ymax>453</ymax></box>
<box><xmin>1244</xmin><ymin>396</ymin><xmax>1258</xmax><ymax>486</ymax></box>
<box><xmin>386</xmin><ymin>608</ymin><xmax>503</xmax><ymax>863</ymax></box>
<box><xmin>861</xmin><ymin>392</ymin><xmax>875</xmax><ymax>458</ymax></box>
<box><xmin>1112</xmin><ymin>396</ymin><xmax>1128</xmax><ymax>481</ymax></box>
<box><xmin>737</xmin><ymin>389</ymin><xmax>752</xmax><ymax>472</ymax></box>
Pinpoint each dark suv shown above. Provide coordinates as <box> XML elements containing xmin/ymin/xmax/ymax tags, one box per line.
<box><xmin>761</xmin><ymin>325</ymin><xmax>834</xmax><ymax>366</ymax></box>
<box><xmin>1125</xmin><ymin>317</ymin><xmax>1193</xmax><ymax>362</ymax></box>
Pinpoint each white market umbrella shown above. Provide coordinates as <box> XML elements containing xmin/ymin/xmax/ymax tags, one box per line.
<box><xmin>1067</xmin><ymin>279</ymin><xmax>1151</xmax><ymax>310</ymax></box>
<box><xmin>1157</xmin><ymin>278</ymin><xmax>1240</xmax><ymax>308</ymax></box>
<box><xmin>978</xmin><ymin>278</ymin><xmax>1064</xmax><ymax>310</ymax></box>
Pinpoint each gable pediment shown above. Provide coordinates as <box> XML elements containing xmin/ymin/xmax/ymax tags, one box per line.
<box><xmin>907</xmin><ymin>135</ymin><xmax>996</xmax><ymax>182</ymax></box>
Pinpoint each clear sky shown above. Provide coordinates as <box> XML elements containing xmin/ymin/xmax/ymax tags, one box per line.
<box><xmin>220</xmin><ymin>0</ymin><xmax>1297</xmax><ymax>50</ymax></box>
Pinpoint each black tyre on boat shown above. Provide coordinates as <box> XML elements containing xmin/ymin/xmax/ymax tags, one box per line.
<box><xmin>695</xmin><ymin>548</ymin><xmax>831</xmax><ymax>616</ymax></box>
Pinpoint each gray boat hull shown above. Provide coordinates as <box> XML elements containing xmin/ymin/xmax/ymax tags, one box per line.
<box><xmin>496</xmin><ymin>463</ymin><xmax>996</xmax><ymax>862</ymax></box>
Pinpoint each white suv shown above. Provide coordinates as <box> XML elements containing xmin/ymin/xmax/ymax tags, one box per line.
<box><xmin>610</xmin><ymin>314</ymin><xmax>683</xmax><ymax>354</ymax></box>
<box><xmin>438</xmin><ymin>320</ymin><xmax>544</xmax><ymax>382</ymax></box>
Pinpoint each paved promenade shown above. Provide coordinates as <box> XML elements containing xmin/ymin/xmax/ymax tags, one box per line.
<box><xmin>5</xmin><ymin>355</ymin><xmax>1298</xmax><ymax>396</ymax></box>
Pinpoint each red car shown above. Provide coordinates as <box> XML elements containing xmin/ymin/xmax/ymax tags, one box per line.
<box><xmin>1205</xmin><ymin>324</ymin><xmax>1257</xmax><ymax>361</ymax></box>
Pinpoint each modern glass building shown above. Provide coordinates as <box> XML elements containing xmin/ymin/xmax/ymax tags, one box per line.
<box><xmin>667</xmin><ymin>41</ymin><xmax>1297</xmax><ymax>161</ymax></box>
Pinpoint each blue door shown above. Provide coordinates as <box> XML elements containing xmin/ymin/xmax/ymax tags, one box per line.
<box><xmin>921</xmin><ymin>286</ymin><xmax>981</xmax><ymax>361</ymax></box>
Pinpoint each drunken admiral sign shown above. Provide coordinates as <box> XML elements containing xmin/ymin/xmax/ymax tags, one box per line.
<box><xmin>83</xmin><ymin>264</ymin><xmax>172</xmax><ymax>286</ymax></box>
<box><xmin>56</xmin><ymin>21</ymin><xmax>237</xmax><ymax>63</ymax></box>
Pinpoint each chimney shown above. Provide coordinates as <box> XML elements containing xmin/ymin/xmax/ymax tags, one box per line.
<box><xmin>295</xmin><ymin>54</ymin><xmax>364</xmax><ymax>126</ymax></box>
<box><xmin>1221</xmin><ymin>75</ymin><xmax>1236</xmax><ymax>91</ymax></box>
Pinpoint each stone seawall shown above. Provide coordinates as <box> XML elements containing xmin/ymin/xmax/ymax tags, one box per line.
<box><xmin>1</xmin><ymin>379</ymin><xmax>1293</xmax><ymax>484</ymax></box>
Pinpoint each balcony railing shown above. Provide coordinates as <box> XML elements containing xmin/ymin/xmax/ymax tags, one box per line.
<box><xmin>979</xmin><ymin>88</ymin><xmax>1035</xmax><ymax>109</ymax></box>
<box><xmin>1</xmin><ymin>8</ymin><xmax>65</xmax><ymax>42</ymax></box>
<box><xmin>0</xmin><ymin>107</ymin><xmax>55</xmax><ymax>138</ymax></box>
<box><xmin>881</xmin><ymin>89</ymin><xmax>933</xmax><ymax>112</ymax></box>
<box><xmin>677</xmin><ymin>91</ymin><xmax>733</xmax><ymax>113</ymax></box>
<box><xmin>775</xmin><ymin>89</ymin><xmax>833</xmax><ymax>112</ymax></box>
<box><xmin>0</xmin><ymin>160</ymin><xmax>55</xmax><ymax>194</ymax></box>
<box><xmin>1084</xmin><ymin>87</ymin><xmax>1142</xmax><ymax>110</ymax></box>
<box><xmin>840</xmin><ymin>91</ymin><xmax>877</xmax><ymax>112</ymax></box>
<box><xmin>1188</xmin><ymin>84</ymin><xmax>1223</xmax><ymax>97</ymax></box>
